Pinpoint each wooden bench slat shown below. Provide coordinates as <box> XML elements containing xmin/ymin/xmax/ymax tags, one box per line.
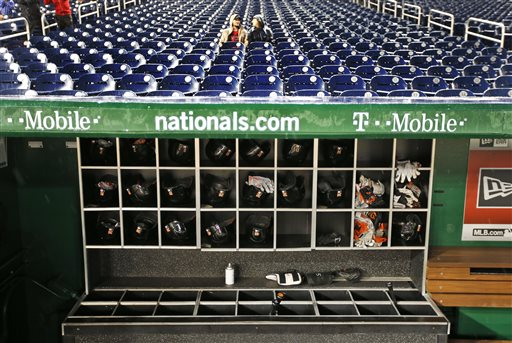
<box><xmin>430</xmin><ymin>293</ymin><xmax>512</xmax><ymax>308</ymax></box>
<box><xmin>427</xmin><ymin>280</ymin><xmax>512</xmax><ymax>294</ymax></box>
<box><xmin>427</xmin><ymin>267</ymin><xmax>512</xmax><ymax>281</ymax></box>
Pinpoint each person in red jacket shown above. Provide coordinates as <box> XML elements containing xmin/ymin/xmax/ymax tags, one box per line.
<box><xmin>43</xmin><ymin>0</ymin><xmax>72</xmax><ymax>30</ymax></box>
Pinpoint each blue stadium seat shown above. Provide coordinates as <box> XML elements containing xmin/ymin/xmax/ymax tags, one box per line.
<box><xmin>33</xmin><ymin>73</ymin><xmax>74</xmax><ymax>94</ymax></box>
<box><xmin>148</xmin><ymin>54</ymin><xmax>179</xmax><ymax>69</ymax></box>
<box><xmin>132</xmin><ymin>48</ymin><xmax>158</xmax><ymax>59</ymax></box>
<box><xmin>245</xmin><ymin>55</ymin><xmax>278</xmax><ymax>68</ymax></box>
<box><xmin>463</xmin><ymin>64</ymin><xmax>498</xmax><ymax>81</ymax></box>
<box><xmin>442</xmin><ymin>56</ymin><xmax>471</xmax><ymax>69</ymax></box>
<box><xmin>191</xmin><ymin>49</ymin><xmax>216</xmax><ymax>61</ymax></box>
<box><xmin>337</xmin><ymin>90</ymin><xmax>378</xmax><ymax>97</ymax></box>
<box><xmin>345</xmin><ymin>55</ymin><xmax>374</xmax><ymax>70</ymax></box>
<box><xmin>168</xmin><ymin>41</ymin><xmax>193</xmax><ymax>53</ymax></box>
<box><xmin>248</xmin><ymin>42</ymin><xmax>273</xmax><ymax>51</ymax></box>
<box><xmin>328</xmin><ymin>74</ymin><xmax>366</xmax><ymax>95</ymax></box>
<box><xmin>98</xmin><ymin>63</ymin><xmax>132</xmax><ymax>81</ymax></box>
<box><xmin>427</xmin><ymin>65</ymin><xmax>460</xmax><ymax>82</ymax></box>
<box><xmin>435</xmin><ymin>89</ymin><xmax>475</xmax><ymax>97</ymax></box>
<box><xmin>495</xmin><ymin>75</ymin><xmax>512</xmax><ymax>88</ymax></box>
<box><xmin>117</xmin><ymin>73</ymin><xmax>158</xmax><ymax>95</ymax></box>
<box><xmin>395</xmin><ymin>49</ymin><xmax>415</xmax><ymax>61</ymax></box>
<box><xmin>354</xmin><ymin>65</ymin><xmax>387</xmax><ymax>82</ymax></box>
<box><xmin>306</xmin><ymin>49</ymin><xmax>329</xmax><ymax>61</ymax></box>
<box><xmin>0</xmin><ymin>89</ymin><xmax>38</xmax><ymax>96</ymax></box>
<box><xmin>213</xmin><ymin>54</ymin><xmax>243</xmax><ymax>68</ymax></box>
<box><xmin>410</xmin><ymin>55</ymin><xmax>439</xmax><ymax>70</ymax></box>
<box><xmin>311</xmin><ymin>54</ymin><xmax>342</xmax><ymax>70</ymax></box>
<box><xmin>241</xmin><ymin>75</ymin><xmax>283</xmax><ymax>93</ymax></box>
<box><xmin>76</xmin><ymin>73</ymin><xmax>116</xmax><ymax>95</ymax></box>
<box><xmin>387</xmin><ymin>89</ymin><xmax>427</xmax><ymax>97</ymax></box>
<box><xmin>411</xmin><ymin>76</ymin><xmax>449</xmax><ymax>95</ymax></box>
<box><xmin>142</xmin><ymin>40</ymin><xmax>167</xmax><ymax>53</ymax></box>
<box><xmin>481</xmin><ymin>47</ymin><xmax>508</xmax><ymax>60</ymax></box>
<box><xmin>60</xmin><ymin>63</ymin><xmax>96</xmax><ymax>81</ymax></box>
<box><xmin>98</xmin><ymin>90</ymin><xmax>138</xmax><ymax>97</ymax></box>
<box><xmin>0</xmin><ymin>72</ymin><xmax>31</xmax><ymax>91</ymax></box>
<box><xmin>195</xmin><ymin>41</ymin><xmax>219</xmax><ymax>53</ymax></box>
<box><xmin>194</xmin><ymin>90</ymin><xmax>232</xmax><ymax>97</ymax></box>
<box><xmin>286</xmin><ymin>74</ymin><xmax>325</xmax><ymax>94</ymax></box>
<box><xmin>0</xmin><ymin>62</ymin><xmax>21</xmax><ymax>73</ymax></box>
<box><xmin>219</xmin><ymin>42</ymin><xmax>245</xmax><ymax>51</ymax></box>
<box><xmin>116</xmin><ymin>53</ymin><xmax>146</xmax><ymax>68</ymax></box>
<box><xmin>483</xmin><ymin>88</ymin><xmax>512</xmax><ymax>97</ymax></box>
<box><xmin>15</xmin><ymin>52</ymin><xmax>48</xmax><ymax>67</ymax></box>
<box><xmin>381</xmin><ymin>42</ymin><xmax>402</xmax><ymax>53</ymax></box>
<box><xmin>218</xmin><ymin>49</ymin><xmax>245</xmax><ymax>59</ymax></box>
<box><xmin>103</xmin><ymin>48</ymin><xmax>128</xmax><ymax>59</ymax></box>
<box><xmin>146</xmin><ymin>90</ymin><xmax>185</xmax><ymax>97</ymax></box>
<box><xmin>336</xmin><ymin>49</ymin><xmax>357</xmax><ymax>61</ymax></box>
<box><xmin>329</xmin><ymin>42</ymin><xmax>351</xmax><ymax>53</ymax></box>
<box><xmin>317</xmin><ymin>65</ymin><xmax>350</xmax><ymax>81</ymax></box>
<box><xmin>242</xmin><ymin>90</ymin><xmax>283</xmax><ymax>97</ymax></box>
<box><xmin>168</xmin><ymin>64</ymin><xmax>205</xmax><ymax>81</ymax></box>
<box><xmin>180</xmin><ymin>54</ymin><xmax>212</xmax><ymax>71</ymax></box>
<box><xmin>159</xmin><ymin>74</ymin><xmax>200</xmax><ymax>95</ymax></box>
<box><xmin>281</xmin><ymin>65</ymin><xmax>315</xmax><ymax>81</ymax></box>
<box><xmin>501</xmin><ymin>64</ymin><xmax>512</xmax><ymax>76</ymax></box>
<box><xmin>134</xmin><ymin>64</ymin><xmax>169</xmax><ymax>80</ymax></box>
<box><xmin>370</xmin><ymin>75</ymin><xmax>407</xmax><ymax>95</ymax></box>
<box><xmin>452</xmin><ymin>76</ymin><xmax>490</xmax><ymax>95</ymax></box>
<box><xmin>473</xmin><ymin>55</ymin><xmax>503</xmax><ymax>69</ymax></box>
<box><xmin>71</xmin><ymin>48</ymin><xmax>99</xmax><ymax>59</ymax></box>
<box><xmin>201</xmin><ymin>75</ymin><xmax>239</xmax><ymax>95</ymax></box>
<box><xmin>48</xmin><ymin>90</ymin><xmax>88</xmax><ymax>97</ymax></box>
<box><xmin>209</xmin><ymin>64</ymin><xmax>242</xmax><ymax>79</ymax></box>
<box><xmin>243</xmin><ymin>65</ymin><xmax>278</xmax><ymax>78</ymax></box>
<box><xmin>423</xmin><ymin>48</ymin><xmax>446</xmax><ymax>60</ymax></box>
<box><xmin>377</xmin><ymin>55</ymin><xmax>405</xmax><ymax>70</ymax></box>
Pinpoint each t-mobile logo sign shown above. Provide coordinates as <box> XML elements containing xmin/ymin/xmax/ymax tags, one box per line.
<box><xmin>478</xmin><ymin>169</ymin><xmax>512</xmax><ymax>208</ymax></box>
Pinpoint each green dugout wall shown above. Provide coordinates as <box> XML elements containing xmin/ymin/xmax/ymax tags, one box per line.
<box><xmin>0</xmin><ymin>98</ymin><xmax>511</xmax><ymax>342</ymax></box>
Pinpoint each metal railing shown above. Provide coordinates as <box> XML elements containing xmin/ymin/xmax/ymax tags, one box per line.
<box><xmin>465</xmin><ymin>17</ymin><xmax>506</xmax><ymax>48</ymax></box>
<box><xmin>367</xmin><ymin>0</ymin><xmax>380</xmax><ymax>12</ymax></box>
<box><xmin>123</xmin><ymin>0</ymin><xmax>137</xmax><ymax>9</ymax></box>
<box><xmin>41</xmin><ymin>10</ymin><xmax>58</xmax><ymax>35</ymax></box>
<box><xmin>428</xmin><ymin>9</ymin><xmax>454</xmax><ymax>36</ymax></box>
<box><xmin>402</xmin><ymin>3</ymin><xmax>422</xmax><ymax>25</ymax></box>
<box><xmin>0</xmin><ymin>17</ymin><xmax>30</xmax><ymax>42</ymax></box>
<box><xmin>382</xmin><ymin>0</ymin><xmax>398</xmax><ymax>17</ymax></box>
<box><xmin>78</xmin><ymin>0</ymin><xmax>100</xmax><ymax>24</ymax></box>
<box><xmin>104</xmin><ymin>0</ymin><xmax>121</xmax><ymax>15</ymax></box>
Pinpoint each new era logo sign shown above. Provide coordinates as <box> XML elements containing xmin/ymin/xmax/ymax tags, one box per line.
<box><xmin>478</xmin><ymin>169</ymin><xmax>512</xmax><ymax>208</ymax></box>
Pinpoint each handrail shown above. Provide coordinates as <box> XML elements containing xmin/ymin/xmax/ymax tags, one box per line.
<box><xmin>123</xmin><ymin>0</ymin><xmax>137</xmax><ymax>9</ymax></box>
<box><xmin>382</xmin><ymin>0</ymin><xmax>398</xmax><ymax>17</ymax></box>
<box><xmin>465</xmin><ymin>17</ymin><xmax>506</xmax><ymax>48</ymax></box>
<box><xmin>402</xmin><ymin>3</ymin><xmax>422</xmax><ymax>25</ymax></box>
<box><xmin>428</xmin><ymin>9</ymin><xmax>454</xmax><ymax>36</ymax></box>
<box><xmin>0</xmin><ymin>17</ymin><xmax>30</xmax><ymax>42</ymax></box>
<box><xmin>367</xmin><ymin>0</ymin><xmax>380</xmax><ymax>12</ymax></box>
<box><xmin>104</xmin><ymin>0</ymin><xmax>120</xmax><ymax>15</ymax></box>
<box><xmin>78</xmin><ymin>0</ymin><xmax>100</xmax><ymax>25</ymax></box>
<box><xmin>41</xmin><ymin>10</ymin><xmax>58</xmax><ymax>35</ymax></box>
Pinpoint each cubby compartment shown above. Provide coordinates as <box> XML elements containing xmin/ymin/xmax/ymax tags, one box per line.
<box><xmin>159</xmin><ymin>139</ymin><xmax>196</xmax><ymax>167</ymax></box>
<box><xmin>237</xmin><ymin>304</ymin><xmax>272</xmax><ymax>316</ymax></box>
<box><xmin>238</xmin><ymin>290</ymin><xmax>274</xmax><ymax>301</ymax></box>
<box><xmin>277</xmin><ymin>139</ymin><xmax>314</xmax><ymax>167</ymax></box>
<box><xmin>122</xmin><ymin>211</ymin><xmax>159</xmax><ymax>246</ymax></box>
<box><xmin>122</xmin><ymin>291</ymin><xmax>162</xmax><ymax>302</ymax></box>
<box><xmin>239</xmin><ymin>170</ymin><xmax>275</xmax><ymax>209</ymax></box>
<box><xmin>114</xmin><ymin>305</ymin><xmax>156</xmax><ymax>316</ymax></box>
<box><xmin>161</xmin><ymin>211</ymin><xmax>197</xmax><ymax>246</ymax></box>
<box><xmin>397</xmin><ymin>305</ymin><xmax>437</xmax><ymax>316</ymax></box>
<box><xmin>392</xmin><ymin>290</ymin><xmax>426</xmax><ymax>302</ymax></box>
<box><xmin>121</xmin><ymin>169</ymin><xmax>157</xmax><ymax>208</ymax></box>
<box><xmin>277</xmin><ymin>170</ymin><xmax>313</xmax><ymax>209</ymax></box>
<box><xmin>317</xmin><ymin>304</ymin><xmax>358</xmax><ymax>316</ymax></box>
<box><xmin>313</xmin><ymin>290</ymin><xmax>351</xmax><ymax>301</ymax></box>
<box><xmin>73</xmin><ymin>305</ymin><xmax>116</xmax><ymax>317</ymax></box>
<box><xmin>356</xmin><ymin>139</ymin><xmax>394</xmax><ymax>168</ymax></box>
<box><xmin>119</xmin><ymin>138</ymin><xmax>156</xmax><ymax>167</ymax></box>
<box><xmin>277</xmin><ymin>290</ymin><xmax>311</xmax><ymax>301</ymax></box>
<box><xmin>317</xmin><ymin>171</ymin><xmax>353</xmax><ymax>209</ymax></box>
<box><xmin>316</xmin><ymin>212</ymin><xmax>351</xmax><ymax>248</ymax></box>
<box><xmin>276</xmin><ymin>212</ymin><xmax>312</xmax><ymax>249</ymax></box>
<box><xmin>200</xmin><ymin>139</ymin><xmax>236</xmax><ymax>167</ymax></box>
<box><xmin>155</xmin><ymin>304</ymin><xmax>195</xmax><ymax>316</ymax></box>
<box><xmin>353</xmin><ymin>211</ymin><xmax>390</xmax><ymax>248</ymax></box>
<box><xmin>393</xmin><ymin>170</ymin><xmax>430</xmax><ymax>209</ymax></box>
<box><xmin>356</xmin><ymin>304</ymin><xmax>398</xmax><ymax>316</ymax></box>
<box><xmin>395</xmin><ymin>139</ymin><xmax>433</xmax><ymax>168</ymax></box>
<box><xmin>275</xmin><ymin>304</ymin><xmax>316</xmax><ymax>315</ymax></box>
<box><xmin>391</xmin><ymin>212</ymin><xmax>427</xmax><ymax>247</ymax></box>
<box><xmin>200</xmin><ymin>290</ymin><xmax>237</xmax><ymax>302</ymax></box>
<box><xmin>83</xmin><ymin>290</ymin><xmax>124</xmax><ymax>302</ymax></box>
<box><xmin>351</xmin><ymin>290</ymin><xmax>389</xmax><ymax>302</ymax></box>
<box><xmin>197</xmin><ymin>304</ymin><xmax>236</xmax><ymax>316</ymax></box>
<box><xmin>160</xmin><ymin>170</ymin><xmax>195</xmax><ymax>208</ymax></box>
<box><xmin>318</xmin><ymin>139</ymin><xmax>355</xmax><ymax>168</ymax></box>
<box><xmin>239</xmin><ymin>211</ymin><xmax>274</xmax><ymax>249</ymax></box>
<box><xmin>84</xmin><ymin>211</ymin><xmax>121</xmax><ymax>246</ymax></box>
<box><xmin>200</xmin><ymin>211</ymin><xmax>237</xmax><ymax>249</ymax></box>
<box><xmin>80</xmin><ymin>138</ymin><xmax>117</xmax><ymax>167</ymax></box>
<box><xmin>239</xmin><ymin>139</ymin><xmax>275</xmax><ymax>168</ymax></box>
<box><xmin>160</xmin><ymin>291</ymin><xmax>198</xmax><ymax>302</ymax></box>
<box><xmin>82</xmin><ymin>170</ymin><xmax>119</xmax><ymax>208</ymax></box>
<box><xmin>200</xmin><ymin>170</ymin><xmax>236</xmax><ymax>208</ymax></box>
<box><xmin>354</xmin><ymin>170</ymin><xmax>392</xmax><ymax>209</ymax></box>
